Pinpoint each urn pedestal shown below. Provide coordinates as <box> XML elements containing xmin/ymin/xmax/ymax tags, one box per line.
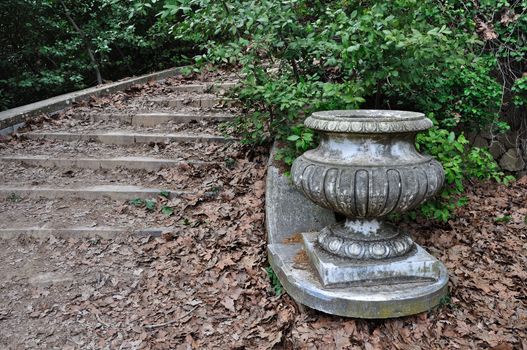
<box><xmin>267</xmin><ymin>110</ymin><xmax>449</xmax><ymax>318</ymax></box>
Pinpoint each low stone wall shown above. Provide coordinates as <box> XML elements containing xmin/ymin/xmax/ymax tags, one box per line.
<box><xmin>0</xmin><ymin>66</ymin><xmax>187</xmax><ymax>134</ymax></box>
<box><xmin>467</xmin><ymin>128</ymin><xmax>527</xmax><ymax>175</ymax></box>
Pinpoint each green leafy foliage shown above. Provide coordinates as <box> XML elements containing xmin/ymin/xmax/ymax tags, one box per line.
<box><xmin>275</xmin><ymin>124</ymin><xmax>315</xmax><ymax>167</ymax></box>
<box><xmin>265</xmin><ymin>266</ymin><xmax>283</xmax><ymax>296</ymax></box>
<box><xmin>159</xmin><ymin>190</ymin><xmax>171</xmax><ymax>198</ymax></box>
<box><xmin>416</xmin><ymin>127</ymin><xmax>513</xmax><ymax>222</ymax></box>
<box><xmin>155</xmin><ymin>0</ymin><xmax>518</xmax><ymax>221</ymax></box>
<box><xmin>130</xmin><ymin>198</ymin><xmax>145</xmax><ymax>207</ymax></box>
<box><xmin>7</xmin><ymin>193</ymin><xmax>22</xmax><ymax>203</ymax></box>
<box><xmin>128</xmin><ymin>195</ymin><xmax>176</xmax><ymax>216</ymax></box>
<box><xmin>0</xmin><ymin>0</ymin><xmax>194</xmax><ymax>110</ymax></box>
<box><xmin>161</xmin><ymin>205</ymin><xmax>174</xmax><ymax>216</ymax></box>
<box><xmin>512</xmin><ymin>76</ymin><xmax>527</xmax><ymax>107</ymax></box>
<box><xmin>145</xmin><ymin>199</ymin><xmax>157</xmax><ymax>211</ymax></box>
<box><xmin>494</xmin><ymin>215</ymin><xmax>512</xmax><ymax>223</ymax></box>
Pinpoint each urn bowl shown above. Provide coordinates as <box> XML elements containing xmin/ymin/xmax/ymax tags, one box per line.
<box><xmin>291</xmin><ymin>110</ymin><xmax>444</xmax><ymax>219</ymax></box>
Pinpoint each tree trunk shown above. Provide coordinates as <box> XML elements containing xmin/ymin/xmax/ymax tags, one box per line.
<box><xmin>60</xmin><ymin>0</ymin><xmax>103</xmax><ymax>85</ymax></box>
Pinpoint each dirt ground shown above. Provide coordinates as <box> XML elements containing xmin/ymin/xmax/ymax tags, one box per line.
<box><xmin>1</xmin><ymin>170</ymin><xmax>526</xmax><ymax>349</ymax></box>
<box><xmin>0</xmin><ymin>71</ymin><xmax>525</xmax><ymax>349</ymax></box>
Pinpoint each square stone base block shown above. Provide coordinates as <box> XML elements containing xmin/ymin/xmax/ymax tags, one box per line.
<box><xmin>267</xmin><ymin>239</ymin><xmax>449</xmax><ymax>319</ymax></box>
<box><xmin>302</xmin><ymin>232</ymin><xmax>442</xmax><ymax>287</ymax></box>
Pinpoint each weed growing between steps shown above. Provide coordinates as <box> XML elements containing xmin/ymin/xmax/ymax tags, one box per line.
<box><xmin>129</xmin><ymin>192</ymin><xmax>175</xmax><ymax>217</ymax></box>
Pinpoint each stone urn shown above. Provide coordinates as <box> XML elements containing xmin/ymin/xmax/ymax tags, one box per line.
<box><xmin>291</xmin><ymin>110</ymin><xmax>444</xmax><ymax>262</ymax></box>
<box><xmin>267</xmin><ymin>110</ymin><xmax>449</xmax><ymax>318</ymax></box>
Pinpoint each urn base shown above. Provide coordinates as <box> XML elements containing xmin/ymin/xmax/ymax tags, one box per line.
<box><xmin>268</xmin><ymin>238</ymin><xmax>449</xmax><ymax>319</ymax></box>
<box><xmin>318</xmin><ymin>220</ymin><xmax>415</xmax><ymax>260</ymax></box>
<box><xmin>304</xmin><ymin>232</ymin><xmax>441</xmax><ymax>287</ymax></box>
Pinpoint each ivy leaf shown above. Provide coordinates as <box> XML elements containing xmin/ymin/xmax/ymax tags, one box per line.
<box><xmin>145</xmin><ymin>199</ymin><xmax>156</xmax><ymax>211</ymax></box>
<box><xmin>287</xmin><ymin>135</ymin><xmax>300</xmax><ymax>141</ymax></box>
<box><xmin>161</xmin><ymin>206</ymin><xmax>174</xmax><ymax>216</ymax></box>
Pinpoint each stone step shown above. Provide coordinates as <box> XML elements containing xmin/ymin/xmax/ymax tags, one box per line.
<box><xmin>89</xmin><ymin>112</ymin><xmax>234</xmax><ymax>127</ymax></box>
<box><xmin>168</xmin><ymin>82</ymin><xmax>238</xmax><ymax>93</ymax></box>
<box><xmin>147</xmin><ymin>97</ymin><xmax>234</xmax><ymax>108</ymax></box>
<box><xmin>23</xmin><ymin>131</ymin><xmax>229</xmax><ymax>145</ymax></box>
<box><xmin>0</xmin><ymin>226</ymin><xmax>168</xmax><ymax>239</ymax></box>
<box><xmin>0</xmin><ymin>139</ymin><xmax>237</xmax><ymax>163</ymax></box>
<box><xmin>0</xmin><ymin>155</ymin><xmax>217</xmax><ymax>170</ymax></box>
<box><xmin>0</xmin><ymin>185</ymin><xmax>188</xmax><ymax>200</ymax></box>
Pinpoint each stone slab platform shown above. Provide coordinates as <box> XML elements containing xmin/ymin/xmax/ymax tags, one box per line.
<box><xmin>268</xmin><ymin>242</ymin><xmax>448</xmax><ymax>319</ymax></box>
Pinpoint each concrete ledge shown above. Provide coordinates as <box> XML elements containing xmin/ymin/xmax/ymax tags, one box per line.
<box><xmin>268</xmin><ymin>242</ymin><xmax>449</xmax><ymax>318</ymax></box>
<box><xmin>0</xmin><ymin>66</ymin><xmax>188</xmax><ymax>131</ymax></box>
<box><xmin>265</xmin><ymin>142</ymin><xmax>335</xmax><ymax>244</ymax></box>
<box><xmin>167</xmin><ymin>82</ymin><xmax>238</xmax><ymax>93</ymax></box>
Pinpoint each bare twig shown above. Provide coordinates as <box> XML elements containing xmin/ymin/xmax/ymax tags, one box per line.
<box><xmin>95</xmin><ymin>312</ymin><xmax>110</xmax><ymax>328</ymax></box>
<box><xmin>59</xmin><ymin>0</ymin><xmax>103</xmax><ymax>85</ymax></box>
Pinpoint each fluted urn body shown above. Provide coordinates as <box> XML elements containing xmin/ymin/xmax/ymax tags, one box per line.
<box><xmin>291</xmin><ymin>110</ymin><xmax>444</xmax><ymax>260</ymax></box>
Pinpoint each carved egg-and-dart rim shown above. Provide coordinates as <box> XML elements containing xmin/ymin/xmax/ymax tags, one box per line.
<box><xmin>305</xmin><ymin>110</ymin><xmax>433</xmax><ymax>133</ymax></box>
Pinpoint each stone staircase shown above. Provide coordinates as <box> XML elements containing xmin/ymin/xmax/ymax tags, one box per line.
<box><xmin>0</xmin><ymin>80</ymin><xmax>238</xmax><ymax>238</ymax></box>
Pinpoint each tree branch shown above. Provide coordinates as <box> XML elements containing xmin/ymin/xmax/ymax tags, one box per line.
<box><xmin>59</xmin><ymin>0</ymin><xmax>103</xmax><ymax>85</ymax></box>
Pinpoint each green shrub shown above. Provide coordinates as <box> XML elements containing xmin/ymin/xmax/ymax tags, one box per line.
<box><xmin>156</xmin><ymin>0</ymin><xmax>517</xmax><ymax>221</ymax></box>
<box><xmin>416</xmin><ymin>126</ymin><xmax>513</xmax><ymax>222</ymax></box>
<box><xmin>0</xmin><ymin>0</ymin><xmax>194</xmax><ymax>110</ymax></box>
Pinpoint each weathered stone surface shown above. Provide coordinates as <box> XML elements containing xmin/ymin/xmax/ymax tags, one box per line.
<box><xmin>479</xmin><ymin>128</ymin><xmax>494</xmax><ymax>140</ymax></box>
<box><xmin>316</xmin><ymin>220</ymin><xmax>415</xmax><ymax>260</ymax></box>
<box><xmin>303</xmin><ymin>232</ymin><xmax>442</xmax><ymax>287</ymax></box>
<box><xmin>500</xmin><ymin>148</ymin><xmax>526</xmax><ymax>171</ymax></box>
<box><xmin>0</xmin><ymin>155</ymin><xmax>216</xmax><ymax>170</ymax></box>
<box><xmin>0</xmin><ymin>185</ymin><xmax>189</xmax><ymax>200</ymax></box>
<box><xmin>265</xmin><ymin>145</ymin><xmax>335</xmax><ymax>244</ymax></box>
<box><xmin>24</xmin><ymin>131</ymin><xmax>228</xmax><ymax>145</ymax></box>
<box><xmin>488</xmin><ymin>141</ymin><xmax>506</xmax><ymax>159</ymax></box>
<box><xmin>268</xmin><ymin>242</ymin><xmax>449</xmax><ymax>318</ymax></box>
<box><xmin>465</xmin><ymin>131</ymin><xmax>477</xmax><ymax>144</ymax></box>
<box><xmin>472</xmin><ymin>135</ymin><xmax>489</xmax><ymax>148</ymax></box>
<box><xmin>497</xmin><ymin>131</ymin><xmax>520</xmax><ymax>149</ymax></box>
<box><xmin>0</xmin><ymin>226</ymin><xmax>169</xmax><ymax>239</ymax></box>
<box><xmin>270</xmin><ymin>110</ymin><xmax>449</xmax><ymax>318</ymax></box>
<box><xmin>292</xmin><ymin>155</ymin><xmax>444</xmax><ymax>218</ymax></box>
<box><xmin>148</xmin><ymin>97</ymin><xmax>234</xmax><ymax>108</ymax></box>
<box><xmin>167</xmin><ymin>82</ymin><xmax>238</xmax><ymax>93</ymax></box>
<box><xmin>290</xmin><ymin>110</ymin><xmax>444</xmax><ymax>263</ymax></box>
<box><xmin>90</xmin><ymin>112</ymin><xmax>233</xmax><ymax>127</ymax></box>
<box><xmin>303</xmin><ymin>110</ymin><xmax>433</xmax><ymax>133</ymax></box>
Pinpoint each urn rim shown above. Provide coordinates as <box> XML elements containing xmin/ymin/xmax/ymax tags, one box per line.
<box><xmin>305</xmin><ymin>109</ymin><xmax>433</xmax><ymax>133</ymax></box>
